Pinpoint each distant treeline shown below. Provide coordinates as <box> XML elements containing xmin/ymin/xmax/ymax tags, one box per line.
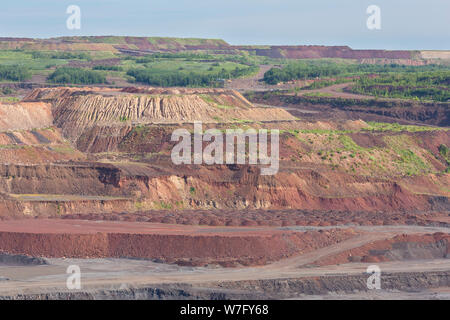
<box><xmin>127</xmin><ymin>66</ymin><xmax>257</xmax><ymax>87</ymax></box>
<box><xmin>263</xmin><ymin>61</ymin><xmax>449</xmax><ymax>84</ymax></box>
<box><xmin>48</xmin><ymin>67</ymin><xmax>106</xmax><ymax>84</ymax></box>
<box><xmin>350</xmin><ymin>72</ymin><xmax>450</xmax><ymax>102</ymax></box>
<box><xmin>129</xmin><ymin>52</ymin><xmax>256</xmax><ymax>66</ymax></box>
<box><xmin>0</xmin><ymin>65</ymin><xmax>31</xmax><ymax>81</ymax></box>
<box><xmin>133</xmin><ymin>52</ymin><xmax>216</xmax><ymax>64</ymax></box>
<box><xmin>31</xmin><ymin>51</ymin><xmax>91</xmax><ymax>60</ymax></box>
<box><xmin>300</xmin><ymin>78</ymin><xmax>352</xmax><ymax>90</ymax></box>
<box><xmin>255</xmin><ymin>91</ymin><xmax>449</xmax><ymax>109</ymax></box>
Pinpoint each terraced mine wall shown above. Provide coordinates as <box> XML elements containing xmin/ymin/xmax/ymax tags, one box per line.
<box><xmin>0</xmin><ymin>161</ymin><xmax>445</xmax><ymax>217</ymax></box>
<box><xmin>0</xmin><ymin>163</ymin><xmax>122</xmax><ymax>196</ymax></box>
<box><xmin>0</xmin><ymin>118</ymin><xmax>448</xmax><ymax>216</ymax></box>
<box><xmin>1</xmin><ymin>271</ymin><xmax>448</xmax><ymax>300</ymax></box>
<box><xmin>251</xmin><ymin>93</ymin><xmax>450</xmax><ymax>126</ymax></box>
<box><xmin>215</xmin><ymin>271</ymin><xmax>450</xmax><ymax>299</ymax></box>
<box><xmin>0</xmin><ymin>198</ymin><xmax>133</xmax><ymax>218</ymax></box>
<box><xmin>312</xmin><ymin>233</ymin><xmax>450</xmax><ymax>266</ymax></box>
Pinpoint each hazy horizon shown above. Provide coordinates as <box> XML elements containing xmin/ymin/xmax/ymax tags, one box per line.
<box><xmin>1</xmin><ymin>0</ymin><xmax>449</xmax><ymax>50</ymax></box>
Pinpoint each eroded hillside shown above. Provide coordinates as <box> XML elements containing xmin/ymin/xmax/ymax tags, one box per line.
<box><xmin>24</xmin><ymin>87</ymin><xmax>294</xmax><ymax>140</ymax></box>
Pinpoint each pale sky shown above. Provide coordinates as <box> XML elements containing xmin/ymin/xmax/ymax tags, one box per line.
<box><xmin>0</xmin><ymin>0</ymin><xmax>449</xmax><ymax>50</ymax></box>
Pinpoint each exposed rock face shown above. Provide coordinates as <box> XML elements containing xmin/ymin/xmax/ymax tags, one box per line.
<box><xmin>0</xmin><ymin>160</ymin><xmax>447</xmax><ymax>218</ymax></box>
<box><xmin>0</xmin><ymin>197</ymin><xmax>133</xmax><ymax>219</ymax></box>
<box><xmin>311</xmin><ymin>233</ymin><xmax>450</xmax><ymax>266</ymax></box>
<box><xmin>0</xmin><ymin>102</ymin><xmax>84</xmax><ymax>164</ymax></box>
<box><xmin>0</xmin><ymin>102</ymin><xmax>53</xmax><ymax>132</ymax></box>
<box><xmin>0</xmin><ymin>271</ymin><xmax>448</xmax><ymax>300</ymax></box>
<box><xmin>0</xmin><ymin>128</ymin><xmax>63</xmax><ymax>145</ymax></box>
<box><xmin>253</xmin><ymin>93</ymin><xmax>450</xmax><ymax>127</ymax></box>
<box><xmin>0</xmin><ymin>253</ymin><xmax>48</xmax><ymax>266</ymax></box>
<box><xmin>0</xmin><ymin>163</ymin><xmax>122</xmax><ymax>196</ymax></box>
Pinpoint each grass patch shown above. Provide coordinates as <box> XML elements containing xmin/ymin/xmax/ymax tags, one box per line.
<box><xmin>302</xmin><ymin>92</ymin><xmax>333</xmax><ymax>98</ymax></box>
<box><xmin>0</xmin><ymin>96</ymin><xmax>20</xmax><ymax>103</ymax></box>
<box><xmin>364</xmin><ymin>121</ymin><xmax>445</xmax><ymax>133</ymax></box>
<box><xmin>338</xmin><ymin>135</ymin><xmax>364</xmax><ymax>152</ymax></box>
<box><xmin>384</xmin><ymin>135</ymin><xmax>430</xmax><ymax>175</ymax></box>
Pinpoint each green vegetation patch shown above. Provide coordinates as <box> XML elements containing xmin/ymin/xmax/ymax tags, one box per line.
<box><xmin>338</xmin><ymin>135</ymin><xmax>365</xmax><ymax>152</ymax></box>
<box><xmin>302</xmin><ymin>92</ymin><xmax>333</xmax><ymax>98</ymax></box>
<box><xmin>291</xmin><ymin>127</ymin><xmax>440</xmax><ymax>177</ymax></box>
<box><xmin>439</xmin><ymin>144</ymin><xmax>449</xmax><ymax>158</ymax></box>
<box><xmin>127</xmin><ymin>64</ymin><xmax>257</xmax><ymax>87</ymax></box>
<box><xmin>299</xmin><ymin>77</ymin><xmax>353</xmax><ymax>90</ymax></box>
<box><xmin>383</xmin><ymin>135</ymin><xmax>430</xmax><ymax>175</ymax></box>
<box><xmin>0</xmin><ymin>65</ymin><xmax>31</xmax><ymax>81</ymax></box>
<box><xmin>93</xmin><ymin>65</ymin><xmax>123</xmax><ymax>71</ymax></box>
<box><xmin>363</xmin><ymin>121</ymin><xmax>446</xmax><ymax>133</ymax></box>
<box><xmin>263</xmin><ymin>60</ymin><xmax>449</xmax><ymax>85</ymax></box>
<box><xmin>0</xmin><ymin>96</ymin><xmax>20</xmax><ymax>103</ymax></box>
<box><xmin>438</xmin><ymin>144</ymin><xmax>450</xmax><ymax>172</ymax></box>
<box><xmin>31</xmin><ymin>51</ymin><xmax>91</xmax><ymax>60</ymax></box>
<box><xmin>350</xmin><ymin>71</ymin><xmax>450</xmax><ymax>102</ymax></box>
<box><xmin>48</xmin><ymin>67</ymin><xmax>107</xmax><ymax>84</ymax></box>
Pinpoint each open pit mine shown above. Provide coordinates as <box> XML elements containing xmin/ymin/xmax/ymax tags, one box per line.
<box><xmin>0</xmin><ymin>86</ymin><xmax>448</xmax><ymax>300</ymax></box>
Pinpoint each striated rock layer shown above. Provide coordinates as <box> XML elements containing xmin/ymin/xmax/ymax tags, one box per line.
<box><xmin>24</xmin><ymin>87</ymin><xmax>295</xmax><ymax>140</ymax></box>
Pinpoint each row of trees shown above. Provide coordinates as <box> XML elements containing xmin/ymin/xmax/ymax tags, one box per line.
<box><xmin>299</xmin><ymin>78</ymin><xmax>351</xmax><ymax>90</ymax></box>
<box><xmin>130</xmin><ymin>52</ymin><xmax>255</xmax><ymax>66</ymax></box>
<box><xmin>133</xmin><ymin>52</ymin><xmax>216</xmax><ymax>64</ymax></box>
<box><xmin>48</xmin><ymin>67</ymin><xmax>106</xmax><ymax>84</ymax></box>
<box><xmin>263</xmin><ymin>61</ymin><xmax>449</xmax><ymax>84</ymax></box>
<box><xmin>127</xmin><ymin>66</ymin><xmax>257</xmax><ymax>87</ymax></box>
<box><xmin>93</xmin><ymin>65</ymin><xmax>123</xmax><ymax>71</ymax></box>
<box><xmin>31</xmin><ymin>51</ymin><xmax>91</xmax><ymax>60</ymax></box>
<box><xmin>0</xmin><ymin>63</ymin><xmax>256</xmax><ymax>86</ymax></box>
<box><xmin>352</xmin><ymin>85</ymin><xmax>449</xmax><ymax>102</ymax></box>
<box><xmin>356</xmin><ymin>72</ymin><xmax>450</xmax><ymax>87</ymax></box>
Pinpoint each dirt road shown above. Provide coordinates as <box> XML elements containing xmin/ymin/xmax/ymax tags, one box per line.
<box><xmin>225</xmin><ymin>65</ymin><xmax>274</xmax><ymax>91</ymax></box>
<box><xmin>296</xmin><ymin>82</ymin><xmax>373</xmax><ymax>99</ymax></box>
